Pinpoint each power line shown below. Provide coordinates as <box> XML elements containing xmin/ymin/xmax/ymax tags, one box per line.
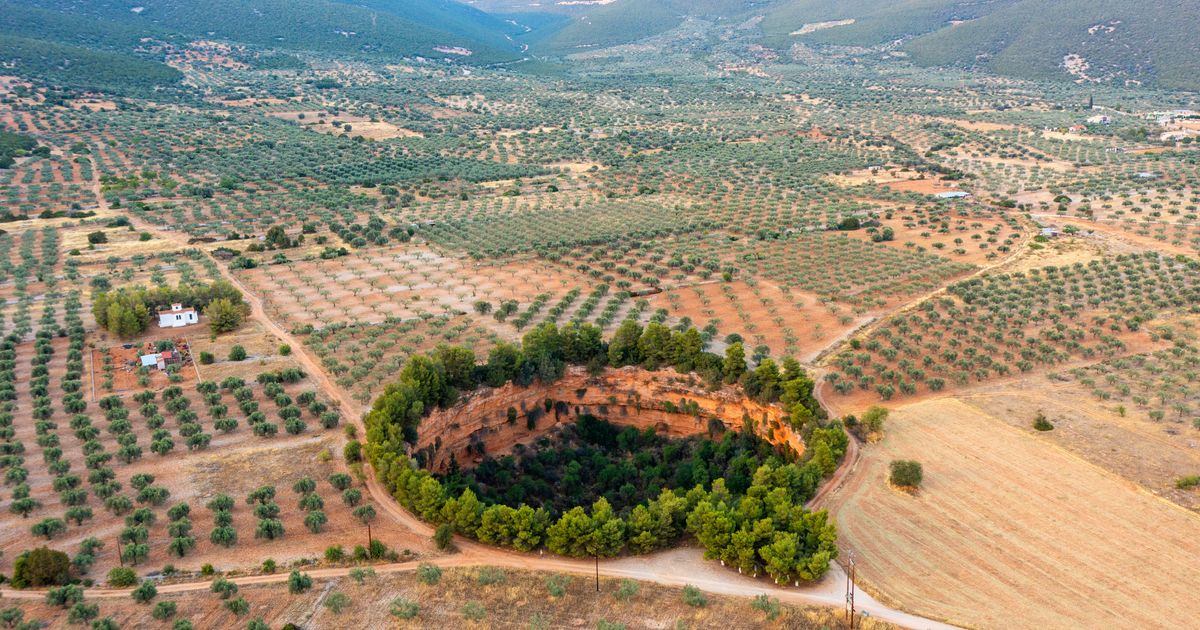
<box><xmin>845</xmin><ymin>550</ymin><xmax>857</xmax><ymax>630</ymax></box>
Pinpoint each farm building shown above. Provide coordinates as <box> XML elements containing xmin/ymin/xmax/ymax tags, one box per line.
<box><xmin>1040</xmin><ymin>227</ymin><xmax>1062</xmax><ymax>238</ymax></box>
<box><xmin>936</xmin><ymin>191</ymin><xmax>971</xmax><ymax>199</ymax></box>
<box><xmin>138</xmin><ymin>350</ymin><xmax>182</xmax><ymax>371</ymax></box>
<box><xmin>158</xmin><ymin>303</ymin><xmax>198</xmax><ymax>328</ymax></box>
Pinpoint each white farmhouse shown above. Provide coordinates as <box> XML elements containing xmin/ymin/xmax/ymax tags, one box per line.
<box><xmin>158</xmin><ymin>303</ymin><xmax>198</xmax><ymax>328</ymax></box>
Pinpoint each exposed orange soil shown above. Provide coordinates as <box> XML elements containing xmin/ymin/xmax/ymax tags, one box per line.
<box><xmin>840</xmin><ymin>216</ymin><xmax>1012</xmax><ymax>267</ymax></box>
<box><xmin>416</xmin><ymin>366</ymin><xmax>803</xmax><ymax>472</ymax></box>
<box><xmin>0</xmin><ymin>336</ymin><xmax>433</xmax><ymax>580</ymax></box>
<box><xmin>651</xmin><ymin>280</ymin><xmax>871</xmax><ymax>362</ymax></box>
<box><xmin>819</xmin><ymin>397</ymin><xmax>1200</xmax><ymax>630</ymax></box>
<box><xmin>89</xmin><ymin>337</ymin><xmax>199</xmax><ymax>396</ymax></box>
<box><xmin>238</xmin><ymin>244</ymin><xmax>586</xmax><ymax>332</ymax></box>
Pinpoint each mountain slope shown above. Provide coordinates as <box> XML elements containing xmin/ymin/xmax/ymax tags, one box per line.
<box><xmin>10</xmin><ymin>0</ymin><xmax>524</xmax><ymax>62</ymax></box>
<box><xmin>903</xmin><ymin>0</ymin><xmax>1200</xmax><ymax>90</ymax></box>
<box><xmin>759</xmin><ymin>0</ymin><xmax>1022</xmax><ymax>49</ymax></box>
<box><xmin>532</xmin><ymin>0</ymin><xmax>771</xmax><ymax>53</ymax></box>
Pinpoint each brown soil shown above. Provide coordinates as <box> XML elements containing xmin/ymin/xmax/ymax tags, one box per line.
<box><xmin>89</xmin><ymin>337</ymin><xmax>199</xmax><ymax>397</ymax></box>
<box><xmin>650</xmin><ymin>280</ymin><xmax>870</xmax><ymax>362</ymax></box>
<box><xmin>4</xmin><ymin>567</ymin><xmax>891</xmax><ymax>630</ymax></box>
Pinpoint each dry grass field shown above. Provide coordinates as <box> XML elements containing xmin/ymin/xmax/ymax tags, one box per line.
<box><xmin>7</xmin><ymin>567</ymin><xmax>896</xmax><ymax>630</ymax></box>
<box><xmin>821</xmin><ymin>397</ymin><xmax>1200</xmax><ymax>630</ymax></box>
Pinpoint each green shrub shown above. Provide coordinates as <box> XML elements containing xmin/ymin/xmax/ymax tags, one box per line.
<box><xmin>889</xmin><ymin>460</ymin><xmax>923</xmax><ymax>489</ymax></box>
<box><xmin>11</xmin><ymin>546</ymin><xmax>70</xmax><ymax>588</ymax></box>
<box><xmin>1033</xmin><ymin>413</ymin><xmax>1054</xmax><ymax>431</ymax></box>
<box><xmin>546</xmin><ymin>574</ymin><xmax>570</xmax><ymax>597</ymax></box>
<box><xmin>131</xmin><ymin>581</ymin><xmax>157</xmax><ymax>603</ymax></box>
<box><xmin>107</xmin><ymin>566</ymin><xmax>138</xmax><ymax>587</ymax></box>
<box><xmin>324</xmin><ymin>592</ymin><xmax>351</xmax><ymax>614</ymax></box>
<box><xmin>751</xmin><ymin>594</ymin><xmax>781</xmax><ymax>620</ymax></box>
<box><xmin>614</xmin><ymin>579</ymin><xmax>639</xmax><ymax>602</ymax></box>
<box><xmin>476</xmin><ymin>567</ymin><xmax>506</xmax><ymax>586</ymax></box>
<box><xmin>416</xmin><ymin>563</ymin><xmax>442</xmax><ymax>585</ymax></box>
<box><xmin>152</xmin><ymin>601</ymin><xmax>177</xmax><ymax>620</ymax></box>
<box><xmin>434</xmin><ymin>524</ymin><xmax>454</xmax><ymax>551</ymax></box>
<box><xmin>390</xmin><ymin>597</ymin><xmax>419</xmax><ymax>620</ymax></box>
<box><xmin>228</xmin><ymin>346</ymin><xmax>247</xmax><ymax>362</ymax></box>
<box><xmin>461</xmin><ymin>601</ymin><xmax>486</xmax><ymax>622</ymax></box>
<box><xmin>1176</xmin><ymin>475</ymin><xmax>1200</xmax><ymax>490</ymax></box>
<box><xmin>682</xmin><ymin>584</ymin><xmax>706</xmax><ymax>608</ymax></box>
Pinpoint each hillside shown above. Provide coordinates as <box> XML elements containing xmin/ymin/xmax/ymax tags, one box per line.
<box><xmin>759</xmin><ymin>0</ymin><xmax>1023</xmax><ymax>49</ymax></box>
<box><xmin>0</xmin><ymin>34</ymin><xmax>183</xmax><ymax>94</ymax></box>
<box><xmin>531</xmin><ymin>0</ymin><xmax>771</xmax><ymax>54</ymax></box>
<box><xmin>8</xmin><ymin>0</ymin><xmax>524</xmax><ymax>63</ymax></box>
<box><xmin>903</xmin><ymin>0</ymin><xmax>1200</xmax><ymax>91</ymax></box>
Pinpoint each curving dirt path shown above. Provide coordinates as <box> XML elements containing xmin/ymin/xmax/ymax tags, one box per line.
<box><xmin>101</xmin><ymin>191</ymin><xmax>955</xmax><ymax>628</ymax></box>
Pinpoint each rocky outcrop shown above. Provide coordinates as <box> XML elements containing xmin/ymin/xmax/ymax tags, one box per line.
<box><xmin>415</xmin><ymin>366</ymin><xmax>805</xmax><ymax>472</ymax></box>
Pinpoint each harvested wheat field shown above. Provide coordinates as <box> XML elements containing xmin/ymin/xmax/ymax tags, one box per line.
<box><xmin>822</xmin><ymin>397</ymin><xmax>1200</xmax><ymax>630</ymax></box>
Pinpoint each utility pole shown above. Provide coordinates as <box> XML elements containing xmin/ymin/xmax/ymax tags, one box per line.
<box><xmin>845</xmin><ymin>550</ymin><xmax>856</xmax><ymax>630</ymax></box>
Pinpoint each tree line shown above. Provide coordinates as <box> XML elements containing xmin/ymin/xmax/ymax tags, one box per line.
<box><xmin>365</xmin><ymin>321</ymin><xmax>845</xmax><ymax>584</ymax></box>
<box><xmin>90</xmin><ymin>280</ymin><xmax>246</xmax><ymax>337</ymax></box>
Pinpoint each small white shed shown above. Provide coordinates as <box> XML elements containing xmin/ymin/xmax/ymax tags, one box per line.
<box><xmin>158</xmin><ymin>303</ymin><xmax>198</xmax><ymax>328</ymax></box>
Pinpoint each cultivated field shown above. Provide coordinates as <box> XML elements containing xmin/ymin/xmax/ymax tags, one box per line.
<box><xmin>822</xmin><ymin>397</ymin><xmax>1200</xmax><ymax>629</ymax></box>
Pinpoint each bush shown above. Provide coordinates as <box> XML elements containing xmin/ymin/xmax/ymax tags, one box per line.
<box><xmin>476</xmin><ymin>567</ymin><xmax>506</xmax><ymax>586</ymax></box>
<box><xmin>546</xmin><ymin>574</ymin><xmax>570</xmax><ymax>597</ymax></box>
<box><xmin>132</xmin><ymin>581</ymin><xmax>157</xmax><ymax>603</ymax></box>
<box><xmin>751</xmin><ymin>594</ymin><xmax>781</xmax><ymax>620</ymax></box>
<box><xmin>390</xmin><ymin>597</ymin><xmax>419</xmax><ymax>620</ymax></box>
<box><xmin>1033</xmin><ymin>412</ymin><xmax>1054</xmax><ymax>431</ymax></box>
<box><xmin>434</xmin><ymin>524</ymin><xmax>454</xmax><ymax>551</ymax></box>
<box><xmin>228</xmin><ymin>346</ymin><xmax>247</xmax><ymax>361</ymax></box>
<box><xmin>287</xmin><ymin>570</ymin><xmax>312</xmax><ymax>594</ymax></box>
<box><xmin>889</xmin><ymin>460</ymin><xmax>923</xmax><ymax>489</ymax></box>
<box><xmin>107</xmin><ymin>566</ymin><xmax>138</xmax><ymax>587</ymax></box>
<box><xmin>1176</xmin><ymin>475</ymin><xmax>1200</xmax><ymax>490</ymax></box>
<box><xmin>614</xmin><ymin>579</ymin><xmax>639</xmax><ymax>602</ymax></box>
<box><xmin>860</xmin><ymin>405</ymin><xmax>887</xmax><ymax>437</ymax></box>
<box><xmin>416</xmin><ymin>563</ymin><xmax>442</xmax><ymax>585</ymax></box>
<box><xmin>211</xmin><ymin>578</ymin><xmax>238</xmax><ymax>599</ymax></box>
<box><xmin>199</xmin><ymin>352</ymin><xmax>214</xmax><ymax>365</ymax></box>
<box><xmin>11</xmin><ymin>546</ymin><xmax>70</xmax><ymax>588</ymax></box>
<box><xmin>324</xmin><ymin>592</ymin><xmax>351</xmax><ymax>614</ymax></box>
<box><xmin>279</xmin><ymin>344</ymin><xmax>291</xmax><ymax>356</ymax></box>
<box><xmin>461</xmin><ymin>601</ymin><xmax>486</xmax><ymax>622</ymax></box>
<box><xmin>224</xmin><ymin>596</ymin><xmax>250</xmax><ymax>616</ymax></box>
<box><xmin>152</xmin><ymin>601</ymin><xmax>177</xmax><ymax>620</ymax></box>
<box><xmin>47</xmin><ymin>584</ymin><xmax>84</xmax><ymax>607</ymax></box>
<box><xmin>682</xmin><ymin>584</ymin><xmax>706</xmax><ymax>608</ymax></box>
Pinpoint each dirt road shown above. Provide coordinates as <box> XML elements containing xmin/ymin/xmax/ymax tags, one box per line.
<box><xmin>102</xmin><ymin>186</ymin><xmax>954</xmax><ymax>628</ymax></box>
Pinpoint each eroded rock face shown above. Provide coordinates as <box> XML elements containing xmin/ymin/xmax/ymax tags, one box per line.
<box><xmin>415</xmin><ymin>366</ymin><xmax>805</xmax><ymax>472</ymax></box>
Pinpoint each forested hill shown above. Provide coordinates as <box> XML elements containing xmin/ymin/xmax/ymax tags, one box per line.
<box><xmin>6</xmin><ymin>0</ymin><xmax>526</xmax><ymax>63</ymax></box>
<box><xmin>524</xmin><ymin>0</ymin><xmax>1199</xmax><ymax>91</ymax></box>
<box><xmin>902</xmin><ymin>0</ymin><xmax>1200</xmax><ymax>92</ymax></box>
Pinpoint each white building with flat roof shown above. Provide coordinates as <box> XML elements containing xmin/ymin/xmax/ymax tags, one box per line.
<box><xmin>158</xmin><ymin>303</ymin><xmax>197</xmax><ymax>328</ymax></box>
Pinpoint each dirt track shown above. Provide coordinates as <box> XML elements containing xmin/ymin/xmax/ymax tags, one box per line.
<box><xmin>105</xmin><ymin>199</ymin><xmax>955</xmax><ymax>629</ymax></box>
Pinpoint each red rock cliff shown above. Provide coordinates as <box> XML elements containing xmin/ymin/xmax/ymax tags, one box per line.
<box><xmin>415</xmin><ymin>366</ymin><xmax>806</xmax><ymax>472</ymax></box>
